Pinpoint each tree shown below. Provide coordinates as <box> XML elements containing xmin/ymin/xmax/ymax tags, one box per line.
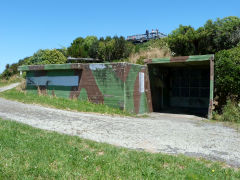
<box><xmin>168</xmin><ymin>16</ymin><xmax>240</xmax><ymax>56</ymax></box>
<box><xmin>112</xmin><ymin>36</ymin><xmax>127</xmax><ymax>60</ymax></box>
<box><xmin>213</xmin><ymin>16</ymin><xmax>240</xmax><ymax>51</ymax></box>
<box><xmin>67</xmin><ymin>37</ymin><xmax>88</xmax><ymax>58</ymax></box>
<box><xmin>97</xmin><ymin>37</ymin><xmax>115</xmax><ymax>61</ymax></box>
<box><xmin>168</xmin><ymin>25</ymin><xmax>197</xmax><ymax>56</ymax></box>
<box><xmin>83</xmin><ymin>36</ymin><xmax>98</xmax><ymax>51</ymax></box>
<box><xmin>215</xmin><ymin>46</ymin><xmax>240</xmax><ymax>107</ymax></box>
<box><xmin>57</xmin><ymin>47</ymin><xmax>68</xmax><ymax>58</ymax></box>
<box><xmin>26</xmin><ymin>49</ymin><xmax>67</xmax><ymax>65</ymax></box>
<box><xmin>88</xmin><ymin>40</ymin><xmax>99</xmax><ymax>58</ymax></box>
<box><xmin>83</xmin><ymin>36</ymin><xmax>98</xmax><ymax>58</ymax></box>
<box><xmin>229</xmin><ymin>27</ymin><xmax>240</xmax><ymax>46</ymax></box>
<box><xmin>5</xmin><ymin>64</ymin><xmax>10</xmax><ymax>69</ymax></box>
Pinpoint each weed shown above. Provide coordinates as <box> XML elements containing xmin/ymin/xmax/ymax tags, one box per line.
<box><xmin>213</xmin><ymin>100</ymin><xmax>240</xmax><ymax>123</ymax></box>
<box><xmin>0</xmin><ymin>75</ymin><xmax>23</xmax><ymax>87</ymax></box>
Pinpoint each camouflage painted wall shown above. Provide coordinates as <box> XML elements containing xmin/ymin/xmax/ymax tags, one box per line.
<box><xmin>22</xmin><ymin>63</ymin><xmax>153</xmax><ymax>114</ymax></box>
<box><xmin>19</xmin><ymin>54</ymin><xmax>214</xmax><ymax>118</ymax></box>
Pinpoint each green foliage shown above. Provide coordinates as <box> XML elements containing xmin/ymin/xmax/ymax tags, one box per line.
<box><xmin>67</xmin><ymin>36</ymin><xmax>99</xmax><ymax>58</ymax></box>
<box><xmin>168</xmin><ymin>16</ymin><xmax>240</xmax><ymax>56</ymax></box>
<box><xmin>221</xmin><ymin>100</ymin><xmax>240</xmax><ymax>123</ymax></box>
<box><xmin>26</xmin><ymin>49</ymin><xmax>67</xmax><ymax>65</ymax></box>
<box><xmin>215</xmin><ymin>46</ymin><xmax>240</xmax><ymax>102</ymax></box>
<box><xmin>83</xmin><ymin>36</ymin><xmax>98</xmax><ymax>51</ymax></box>
<box><xmin>67</xmin><ymin>37</ymin><xmax>88</xmax><ymax>58</ymax></box>
<box><xmin>56</xmin><ymin>47</ymin><xmax>68</xmax><ymax>57</ymax></box>
<box><xmin>87</xmin><ymin>37</ymin><xmax>99</xmax><ymax>58</ymax></box>
<box><xmin>1</xmin><ymin>118</ymin><xmax>240</xmax><ymax>179</ymax></box>
<box><xmin>136</xmin><ymin>56</ymin><xmax>146</xmax><ymax>65</ymax></box>
<box><xmin>213</xmin><ymin>100</ymin><xmax>240</xmax><ymax>123</ymax></box>
<box><xmin>168</xmin><ymin>25</ymin><xmax>198</xmax><ymax>56</ymax></box>
<box><xmin>213</xmin><ymin>16</ymin><xmax>240</xmax><ymax>51</ymax></box>
<box><xmin>0</xmin><ymin>57</ymin><xmax>31</xmax><ymax>80</ymax></box>
<box><xmin>134</xmin><ymin>38</ymin><xmax>169</xmax><ymax>53</ymax></box>
<box><xmin>67</xmin><ymin>36</ymin><xmax>134</xmax><ymax>62</ymax></box>
<box><xmin>1</xmin><ymin>48</ymin><xmax>67</xmax><ymax>80</ymax></box>
<box><xmin>96</xmin><ymin>36</ymin><xmax>134</xmax><ymax>62</ymax></box>
<box><xmin>97</xmin><ymin>37</ymin><xmax>115</xmax><ymax>61</ymax></box>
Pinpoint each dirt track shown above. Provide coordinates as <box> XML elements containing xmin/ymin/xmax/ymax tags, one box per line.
<box><xmin>0</xmin><ymin>84</ymin><xmax>240</xmax><ymax>167</ymax></box>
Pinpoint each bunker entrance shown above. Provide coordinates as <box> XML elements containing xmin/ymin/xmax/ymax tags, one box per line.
<box><xmin>148</xmin><ymin>61</ymin><xmax>210</xmax><ymax>117</ymax></box>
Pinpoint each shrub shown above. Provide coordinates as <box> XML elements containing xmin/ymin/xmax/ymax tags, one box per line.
<box><xmin>213</xmin><ymin>100</ymin><xmax>240</xmax><ymax>123</ymax></box>
<box><xmin>67</xmin><ymin>36</ymin><xmax>134</xmax><ymax>62</ymax></box>
<box><xmin>168</xmin><ymin>16</ymin><xmax>240</xmax><ymax>56</ymax></box>
<box><xmin>136</xmin><ymin>56</ymin><xmax>146</xmax><ymax>65</ymax></box>
<box><xmin>134</xmin><ymin>38</ymin><xmax>169</xmax><ymax>53</ymax></box>
<box><xmin>129</xmin><ymin>48</ymin><xmax>170</xmax><ymax>64</ymax></box>
<box><xmin>26</xmin><ymin>49</ymin><xmax>67</xmax><ymax>65</ymax></box>
<box><xmin>215</xmin><ymin>46</ymin><xmax>240</xmax><ymax>107</ymax></box>
<box><xmin>1</xmin><ymin>63</ymin><xmax>19</xmax><ymax>80</ymax></box>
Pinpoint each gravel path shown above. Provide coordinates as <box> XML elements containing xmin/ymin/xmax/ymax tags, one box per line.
<box><xmin>0</xmin><ymin>84</ymin><xmax>240</xmax><ymax>167</ymax></box>
<box><xmin>0</xmin><ymin>83</ymin><xmax>20</xmax><ymax>92</ymax></box>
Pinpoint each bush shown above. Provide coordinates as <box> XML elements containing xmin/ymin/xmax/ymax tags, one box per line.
<box><xmin>0</xmin><ymin>56</ymin><xmax>31</xmax><ymax>80</ymax></box>
<box><xmin>215</xmin><ymin>46</ymin><xmax>240</xmax><ymax>106</ymax></box>
<box><xmin>67</xmin><ymin>36</ymin><xmax>134</xmax><ymax>62</ymax></box>
<box><xmin>136</xmin><ymin>56</ymin><xmax>146</xmax><ymax>65</ymax></box>
<box><xmin>213</xmin><ymin>100</ymin><xmax>240</xmax><ymax>123</ymax></box>
<box><xmin>26</xmin><ymin>49</ymin><xmax>67</xmax><ymax>65</ymax></box>
<box><xmin>168</xmin><ymin>16</ymin><xmax>240</xmax><ymax>56</ymax></box>
<box><xmin>129</xmin><ymin>48</ymin><xmax>170</xmax><ymax>64</ymax></box>
<box><xmin>134</xmin><ymin>38</ymin><xmax>169</xmax><ymax>53</ymax></box>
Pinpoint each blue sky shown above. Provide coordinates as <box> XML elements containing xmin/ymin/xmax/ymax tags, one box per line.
<box><xmin>0</xmin><ymin>0</ymin><xmax>239</xmax><ymax>73</ymax></box>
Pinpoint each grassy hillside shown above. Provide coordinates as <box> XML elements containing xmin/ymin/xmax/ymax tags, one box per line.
<box><xmin>0</xmin><ymin>118</ymin><xmax>239</xmax><ymax>179</ymax></box>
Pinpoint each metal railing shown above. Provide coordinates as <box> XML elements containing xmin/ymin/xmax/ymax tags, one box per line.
<box><xmin>127</xmin><ymin>32</ymin><xmax>166</xmax><ymax>43</ymax></box>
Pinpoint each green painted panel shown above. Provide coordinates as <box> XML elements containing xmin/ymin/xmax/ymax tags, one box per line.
<box><xmin>26</xmin><ymin>71</ymin><xmax>34</xmax><ymax>77</ymax></box>
<box><xmin>19</xmin><ymin>62</ymin><xmax>146</xmax><ymax>72</ymax></box>
<box><xmin>151</xmin><ymin>54</ymin><xmax>213</xmax><ymax>64</ymax></box>
<box><xmin>46</xmin><ymin>86</ymin><xmax>72</xmax><ymax>98</ymax></box>
<box><xmin>78</xmin><ymin>88</ymin><xmax>88</xmax><ymax>101</ymax></box>
<box><xmin>47</xmin><ymin>70</ymin><xmax>75</xmax><ymax>76</ymax></box>
<box><xmin>187</xmin><ymin>55</ymin><xmax>213</xmax><ymax>62</ymax></box>
<box><xmin>151</xmin><ymin>57</ymin><xmax>170</xmax><ymax>63</ymax></box>
<box><xmin>18</xmin><ymin>66</ymin><xmax>29</xmax><ymax>71</ymax></box>
<box><xmin>44</xmin><ymin>64</ymin><xmax>72</xmax><ymax>70</ymax></box>
<box><xmin>26</xmin><ymin>86</ymin><xmax>38</xmax><ymax>95</ymax></box>
<box><xmin>26</xmin><ymin>70</ymin><xmax>76</xmax><ymax>77</ymax></box>
<box><xmin>26</xmin><ymin>85</ymin><xmax>72</xmax><ymax>99</ymax></box>
<box><xmin>139</xmin><ymin>93</ymin><xmax>148</xmax><ymax>114</ymax></box>
<box><xmin>19</xmin><ymin>64</ymin><xmax>72</xmax><ymax>71</ymax></box>
<box><xmin>210</xmin><ymin>79</ymin><xmax>214</xmax><ymax>100</ymax></box>
<box><xmin>124</xmin><ymin>65</ymin><xmax>142</xmax><ymax>113</ymax></box>
<box><xmin>91</xmin><ymin>65</ymin><xmax>125</xmax><ymax>109</ymax></box>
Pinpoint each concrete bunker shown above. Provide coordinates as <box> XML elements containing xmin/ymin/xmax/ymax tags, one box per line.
<box><xmin>18</xmin><ymin>55</ymin><xmax>214</xmax><ymax>117</ymax></box>
<box><xmin>18</xmin><ymin>63</ymin><xmax>153</xmax><ymax>114</ymax></box>
<box><xmin>146</xmin><ymin>55</ymin><xmax>214</xmax><ymax>118</ymax></box>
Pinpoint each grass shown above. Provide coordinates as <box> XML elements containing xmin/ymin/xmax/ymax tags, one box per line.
<box><xmin>129</xmin><ymin>47</ymin><xmax>170</xmax><ymax>64</ymax></box>
<box><xmin>213</xmin><ymin>100</ymin><xmax>240</xmax><ymax>124</ymax></box>
<box><xmin>0</xmin><ymin>88</ymin><xmax>133</xmax><ymax>116</ymax></box>
<box><xmin>0</xmin><ymin>118</ymin><xmax>239</xmax><ymax>179</ymax></box>
<box><xmin>0</xmin><ymin>76</ymin><xmax>23</xmax><ymax>87</ymax></box>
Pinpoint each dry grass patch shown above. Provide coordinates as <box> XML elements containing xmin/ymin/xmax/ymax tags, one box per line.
<box><xmin>0</xmin><ymin>75</ymin><xmax>23</xmax><ymax>87</ymax></box>
<box><xmin>129</xmin><ymin>47</ymin><xmax>171</xmax><ymax>64</ymax></box>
